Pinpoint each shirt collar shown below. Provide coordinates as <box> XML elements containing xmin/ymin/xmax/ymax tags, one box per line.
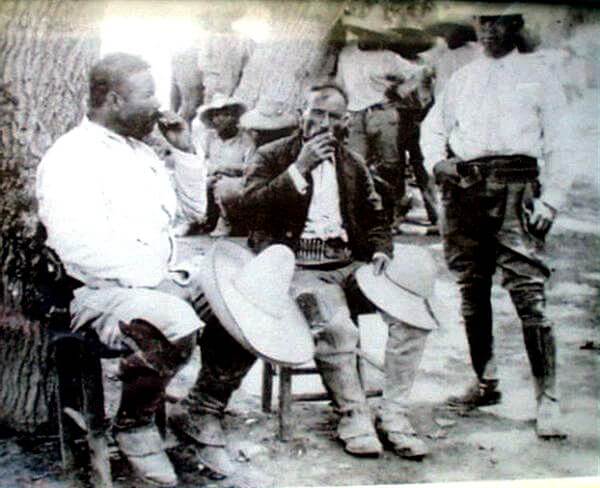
<box><xmin>81</xmin><ymin>116</ymin><xmax>139</xmax><ymax>146</ymax></box>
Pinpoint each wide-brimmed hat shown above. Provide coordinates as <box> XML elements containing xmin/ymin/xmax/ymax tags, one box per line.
<box><xmin>239</xmin><ymin>97</ymin><xmax>297</xmax><ymax>131</ymax></box>
<box><xmin>196</xmin><ymin>241</ymin><xmax>314</xmax><ymax>366</ymax></box>
<box><xmin>384</xmin><ymin>27</ymin><xmax>436</xmax><ymax>58</ymax></box>
<box><xmin>198</xmin><ymin>93</ymin><xmax>247</xmax><ymax>127</ymax></box>
<box><xmin>355</xmin><ymin>244</ymin><xmax>439</xmax><ymax>330</ymax></box>
<box><xmin>475</xmin><ymin>13</ymin><xmax>524</xmax><ymax>31</ymax></box>
<box><xmin>423</xmin><ymin>22</ymin><xmax>477</xmax><ymax>49</ymax></box>
<box><xmin>342</xmin><ymin>4</ymin><xmax>393</xmax><ymax>35</ymax></box>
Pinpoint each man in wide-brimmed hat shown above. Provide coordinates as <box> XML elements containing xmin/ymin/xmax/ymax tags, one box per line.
<box><xmin>420</xmin><ymin>11</ymin><xmax>570</xmax><ymax>438</ymax></box>
<box><xmin>336</xmin><ymin>5</ymin><xmax>433</xmax><ymax>231</ymax></box>
<box><xmin>239</xmin><ymin>96</ymin><xmax>298</xmax><ymax>147</ymax></box>
<box><xmin>206</xmin><ymin>97</ymin><xmax>298</xmax><ymax>236</ymax></box>
<box><xmin>231</xmin><ymin>80</ymin><xmax>438</xmax><ymax>460</ymax></box>
<box><xmin>193</xmin><ymin>93</ymin><xmax>253</xmax><ymax>236</ymax></box>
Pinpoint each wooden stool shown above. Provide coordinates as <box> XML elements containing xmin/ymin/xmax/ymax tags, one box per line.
<box><xmin>50</xmin><ymin>328</ymin><xmax>167</xmax><ymax>488</ymax></box>
<box><xmin>261</xmin><ymin>358</ymin><xmax>382</xmax><ymax>441</ymax></box>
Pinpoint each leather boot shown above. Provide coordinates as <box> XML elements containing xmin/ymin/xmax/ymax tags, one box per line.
<box><xmin>447</xmin><ymin>281</ymin><xmax>501</xmax><ymax>408</ymax></box>
<box><xmin>510</xmin><ymin>286</ymin><xmax>566</xmax><ymax>439</ymax></box>
<box><xmin>446</xmin><ymin>358</ymin><xmax>502</xmax><ymax>409</ymax></box>
<box><xmin>114</xmin><ymin>319</ymin><xmax>196</xmax><ymax>486</ymax></box>
<box><xmin>377</xmin><ymin>316</ymin><xmax>430</xmax><ymax>460</ymax></box>
<box><xmin>115</xmin><ymin>353</ymin><xmax>177</xmax><ymax>486</ymax></box>
<box><xmin>169</xmin><ymin>403</ymin><xmax>235</xmax><ymax>478</ymax></box>
<box><xmin>523</xmin><ymin>325</ymin><xmax>566</xmax><ymax>439</ymax></box>
<box><xmin>169</xmin><ymin>318</ymin><xmax>257</xmax><ymax>477</ymax></box>
<box><xmin>313</xmin><ymin>309</ymin><xmax>382</xmax><ymax>457</ymax></box>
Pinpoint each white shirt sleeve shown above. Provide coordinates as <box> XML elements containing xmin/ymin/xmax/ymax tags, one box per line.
<box><xmin>536</xmin><ymin>67</ymin><xmax>571</xmax><ymax>210</ymax></box>
<box><xmin>420</xmin><ymin>87</ymin><xmax>451</xmax><ymax>173</ymax></box>
<box><xmin>172</xmin><ymin>147</ymin><xmax>208</xmax><ymax>221</ymax></box>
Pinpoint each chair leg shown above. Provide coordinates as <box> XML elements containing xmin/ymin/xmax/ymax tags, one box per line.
<box><xmin>80</xmin><ymin>351</ymin><xmax>113</xmax><ymax>488</ymax></box>
<box><xmin>156</xmin><ymin>399</ymin><xmax>167</xmax><ymax>439</ymax></box>
<box><xmin>278</xmin><ymin>367</ymin><xmax>293</xmax><ymax>441</ymax></box>
<box><xmin>262</xmin><ymin>361</ymin><xmax>274</xmax><ymax>413</ymax></box>
<box><xmin>54</xmin><ymin>339</ymin><xmax>83</xmax><ymax>473</ymax></box>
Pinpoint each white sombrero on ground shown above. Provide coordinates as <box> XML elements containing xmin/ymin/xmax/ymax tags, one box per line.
<box><xmin>197</xmin><ymin>241</ymin><xmax>314</xmax><ymax>366</ymax></box>
<box><xmin>356</xmin><ymin>244</ymin><xmax>439</xmax><ymax>331</ymax></box>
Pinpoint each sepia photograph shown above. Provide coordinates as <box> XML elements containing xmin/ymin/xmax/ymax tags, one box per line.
<box><xmin>0</xmin><ymin>0</ymin><xmax>598</xmax><ymax>487</ymax></box>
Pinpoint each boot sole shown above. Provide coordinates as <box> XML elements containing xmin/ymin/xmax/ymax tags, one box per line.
<box><xmin>446</xmin><ymin>392</ymin><xmax>502</xmax><ymax>410</ymax></box>
<box><xmin>343</xmin><ymin>447</ymin><xmax>382</xmax><ymax>458</ymax></box>
<box><xmin>376</xmin><ymin>428</ymin><xmax>428</xmax><ymax>461</ymax></box>
<box><xmin>536</xmin><ymin>429</ymin><xmax>567</xmax><ymax>440</ymax></box>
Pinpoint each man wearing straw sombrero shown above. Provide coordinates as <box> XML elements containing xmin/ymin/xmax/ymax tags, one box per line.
<box><xmin>420</xmin><ymin>9</ymin><xmax>569</xmax><ymax>438</ymax></box>
<box><xmin>193</xmin><ymin>93</ymin><xmax>253</xmax><ymax>236</ymax></box>
<box><xmin>214</xmin><ymin>80</ymin><xmax>440</xmax><ymax>462</ymax></box>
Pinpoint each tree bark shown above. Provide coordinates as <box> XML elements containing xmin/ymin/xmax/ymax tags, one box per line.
<box><xmin>0</xmin><ymin>0</ymin><xmax>101</xmax><ymax>433</ymax></box>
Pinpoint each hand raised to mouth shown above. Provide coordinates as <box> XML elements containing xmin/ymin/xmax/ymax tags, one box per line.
<box><xmin>157</xmin><ymin>110</ymin><xmax>195</xmax><ymax>153</ymax></box>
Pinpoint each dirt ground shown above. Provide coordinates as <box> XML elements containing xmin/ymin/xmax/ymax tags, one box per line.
<box><xmin>1</xmin><ymin>89</ymin><xmax>599</xmax><ymax>487</ymax></box>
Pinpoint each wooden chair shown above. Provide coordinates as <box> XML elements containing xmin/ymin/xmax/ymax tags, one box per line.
<box><xmin>49</xmin><ymin>327</ymin><xmax>126</xmax><ymax>488</ymax></box>
<box><xmin>261</xmin><ymin>344</ymin><xmax>384</xmax><ymax>441</ymax></box>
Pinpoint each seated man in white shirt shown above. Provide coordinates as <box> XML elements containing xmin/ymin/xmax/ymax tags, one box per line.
<box><xmin>420</xmin><ymin>13</ymin><xmax>569</xmax><ymax>438</ymax></box>
<box><xmin>36</xmin><ymin>53</ymin><xmax>211</xmax><ymax>486</ymax></box>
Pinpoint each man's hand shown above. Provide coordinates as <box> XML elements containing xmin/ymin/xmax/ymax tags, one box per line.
<box><xmin>157</xmin><ymin>110</ymin><xmax>195</xmax><ymax>154</ymax></box>
<box><xmin>372</xmin><ymin>253</ymin><xmax>391</xmax><ymax>276</ymax></box>
<box><xmin>525</xmin><ymin>199</ymin><xmax>557</xmax><ymax>238</ymax></box>
<box><xmin>433</xmin><ymin>157</ymin><xmax>462</xmax><ymax>186</ymax></box>
<box><xmin>155</xmin><ymin>273</ymin><xmax>189</xmax><ymax>300</ymax></box>
<box><xmin>295</xmin><ymin>132</ymin><xmax>336</xmax><ymax>176</ymax></box>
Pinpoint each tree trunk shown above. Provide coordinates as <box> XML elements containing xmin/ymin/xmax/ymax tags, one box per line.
<box><xmin>0</xmin><ymin>0</ymin><xmax>101</xmax><ymax>434</ymax></box>
<box><xmin>233</xmin><ymin>1</ymin><xmax>346</xmax><ymax>111</ymax></box>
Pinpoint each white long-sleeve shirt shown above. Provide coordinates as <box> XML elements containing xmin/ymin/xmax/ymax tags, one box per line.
<box><xmin>420</xmin><ymin>49</ymin><xmax>570</xmax><ymax>210</ymax></box>
<box><xmin>336</xmin><ymin>44</ymin><xmax>422</xmax><ymax>111</ymax></box>
<box><xmin>36</xmin><ymin>118</ymin><xmax>206</xmax><ymax>288</ymax></box>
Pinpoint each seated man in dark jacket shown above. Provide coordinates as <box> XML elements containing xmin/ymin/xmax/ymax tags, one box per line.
<box><xmin>241</xmin><ymin>81</ymin><xmax>432</xmax><ymax>460</ymax></box>
<box><xmin>171</xmin><ymin>81</ymin><xmax>434</xmax><ymax>475</ymax></box>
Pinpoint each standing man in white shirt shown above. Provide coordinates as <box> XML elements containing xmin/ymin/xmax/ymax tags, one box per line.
<box><xmin>420</xmin><ymin>13</ymin><xmax>570</xmax><ymax>439</ymax></box>
<box><xmin>336</xmin><ymin>12</ymin><xmax>425</xmax><ymax>229</ymax></box>
<box><xmin>37</xmin><ymin>53</ymin><xmax>210</xmax><ymax>486</ymax></box>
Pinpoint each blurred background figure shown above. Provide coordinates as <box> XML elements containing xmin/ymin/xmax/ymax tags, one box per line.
<box><xmin>196</xmin><ymin>6</ymin><xmax>254</xmax><ymax>104</ymax></box>
<box><xmin>336</xmin><ymin>5</ymin><xmax>434</xmax><ymax>233</ymax></box>
<box><xmin>193</xmin><ymin>94</ymin><xmax>252</xmax><ymax>237</ymax></box>
<box><xmin>210</xmin><ymin>96</ymin><xmax>298</xmax><ymax>238</ymax></box>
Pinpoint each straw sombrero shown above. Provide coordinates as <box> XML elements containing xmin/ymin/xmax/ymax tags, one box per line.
<box><xmin>356</xmin><ymin>243</ymin><xmax>439</xmax><ymax>330</ymax></box>
<box><xmin>239</xmin><ymin>97</ymin><xmax>297</xmax><ymax>131</ymax></box>
<box><xmin>197</xmin><ymin>93</ymin><xmax>247</xmax><ymax>128</ymax></box>
<box><xmin>197</xmin><ymin>241</ymin><xmax>314</xmax><ymax>366</ymax></box>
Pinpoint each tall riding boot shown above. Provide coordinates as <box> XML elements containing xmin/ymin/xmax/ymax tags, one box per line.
<box><xmin>169</xmin><ymin>318</ymin><xmax>258</xmax><ymax>477</ymax></box>
<box><xmin>447</xmin><ymin>280</ymin><xmax>501</xmax><ymax>408</ymax></box>
<box><xmin>114</xmin><ymin>319</ymin><xmax>195</xmax><ymax>487</ymax></box>
<box><xmin>377</xmin><ymin>316</ymin><xmax>430</xmax><ymax>460</ymax></box>
<box><xmin>511</xmin><ymin>287</ymin><xmax>566</xmax><ymax>439</ymax></box>
<box><xmin>313</xmin><ymin>309</ymin><xmax>382</xmax><ymax>457</ymax></box>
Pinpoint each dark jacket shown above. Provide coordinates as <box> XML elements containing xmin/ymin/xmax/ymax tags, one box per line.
<box><xmin>241</xmin><ymin>132</ymin><xmax>392</xmax><ymax>261</ymax></box>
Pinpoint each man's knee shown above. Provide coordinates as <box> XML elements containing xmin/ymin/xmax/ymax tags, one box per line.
<box><xmin>142</xmin><ymin>292</ymin><xmax>204</xmax><ymax>341</ymax></box>
<box><xmin>314</xmin><ymin>309</ymin><xmax>359</xmax><ymax>357</ymax></box>
<box><xmin>508</xmin><ymin>283</ymin><xmax>552</xmax><ymax>329</ymax></box>
<box><xmin>119</xmin><ymin>319</ymin><xmax>197</xmax><ymax>379</ymax></box>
